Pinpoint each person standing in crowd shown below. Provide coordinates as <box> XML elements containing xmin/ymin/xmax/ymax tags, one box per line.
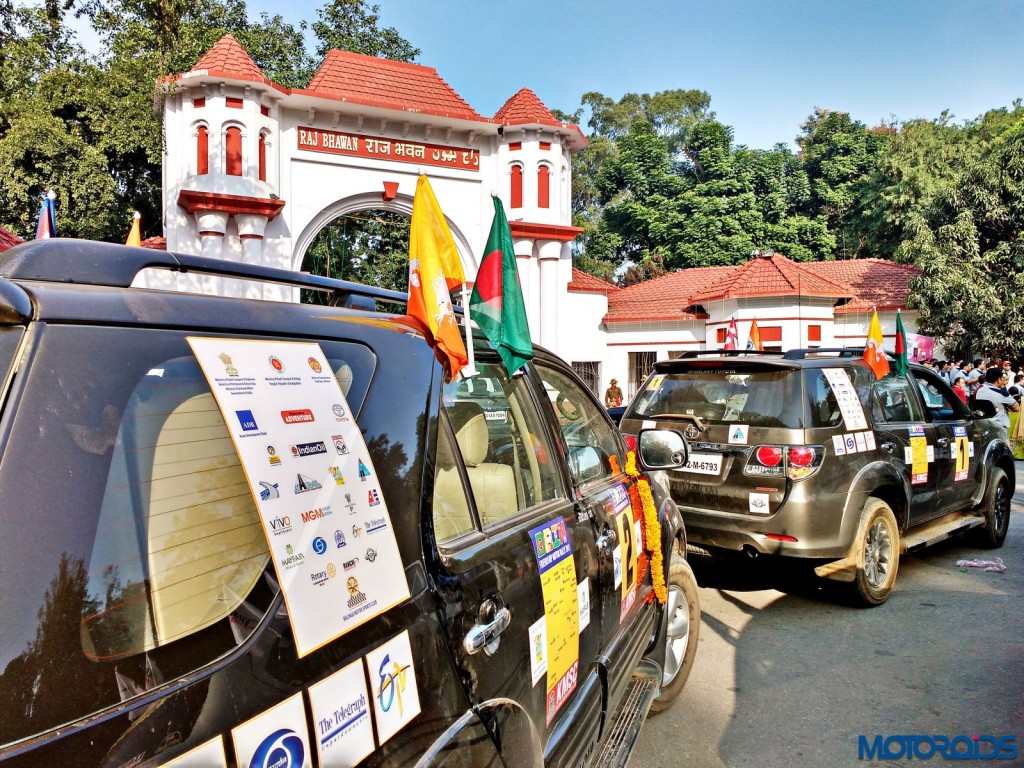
<box><xmin>604</xmin><ymin>378</ymin><xmax>623</xmax><ymax>408</ymax></box>
<box><xmin>974</xmin><ymin>367</ymin><xmax>1020</xmax><ymax>431</ymax></box>
<box><xmin>1009</xmin><ymin>373</ymin><xmax>1024</xmax><ymax>402</ymax></box>
<box><xmin>952</xmin><ymin>376</ymin><xmax>968</xmax><ymax>404</ymax></box>
<box><xmin>967</xmin><ymin>359</ymin><xmax>986</xmax><ymax>396</ymax></box>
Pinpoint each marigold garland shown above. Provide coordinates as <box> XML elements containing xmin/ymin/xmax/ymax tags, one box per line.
<box><xmin>624</xmin><ymin>451</ymin><xmax>668</xmax><ymax>604</ymax></box>
<box><xmin>608</xmin><ymin>454</ymin><xmax>621</xmax><ymax>475</ymax></box>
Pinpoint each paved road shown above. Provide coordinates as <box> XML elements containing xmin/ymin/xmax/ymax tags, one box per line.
<box><xmin>635</xmin><ymin>465</ymin><xmax>1024</xmax><ymax>768</ymax></box>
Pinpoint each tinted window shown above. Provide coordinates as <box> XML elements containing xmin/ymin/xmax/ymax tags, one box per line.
<box><xmin>872</xmin><ymin>373</ymin><xmax>925</xmax><ymax>423</ymax></box>
<box><xmin>804</xmin><ymin>366</ymin><xmax>875</xmax><ymax>428</ymax></box>
<box><xmin>914</xmin><ymin>369</ymin><xmax>967</xmax><ymax>421</ymax></box>
<box><xmin>535</xmin><ymin>364</ymin><xmax>624</xmax><ymax>484</ymax></box>
<box><xmin>0</xmin><ymin>326</ymin><xmax>373</xmax><ymax>747</ymax></box>
<box><xmin>632</xmin><ymin>368</ymin><xmax>804</xmax><ymax>428</ymax></box>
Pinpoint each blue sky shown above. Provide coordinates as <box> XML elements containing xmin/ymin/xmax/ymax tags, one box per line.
<box><xmin>246</xmin><ymin>0</ymin><xmax>1023</xmax><ymax>149</ymax></box>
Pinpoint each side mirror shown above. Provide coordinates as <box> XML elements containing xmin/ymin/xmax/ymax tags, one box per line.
<box><xmin>637</xmin><ymin>429</ymin><xmax>688</xmax><ymax>470</ymax></box>
<box><xmin>971</xmin><ymin>399</ymin><xmax>997</xmax><ymax>419</ymax></box>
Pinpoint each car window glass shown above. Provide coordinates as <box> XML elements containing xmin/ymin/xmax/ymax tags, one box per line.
<box><xmin>805</xmin><ymin>369</ymin><xmax>842</xmax><ymax>427</ymax></box>
<box><xmin>0</xmin><ymin>326</ymin><xmax>23</xmax><ymax>389</ymax></box>
<box><xmin>872</xmin><ymin>372</ymin><xmax>924</xmax><ymax>422</ymax></box>
<box><xmin>432</xmin><ymin>417</ymin><xmax>476</xmax><ymax>543</ymax></box>
<box><xmin>441</xmin><ymin>361</ymin><xmax>561</xmax><ymax>527</ymax></box>
<box><xmin>535</xmin><ymin>364</ymin><xmax>624</xmax><ymax>484</ymax></box>
<box><xmin>913</xmin><ymin>369</ymin><xmax>966</xmax><ymax>421</ymax></box>
<box><xmin>0</xmin><ymin>327</ymin><xmax>374</xmax><ymax>748</ymax></box>
<box><xmin>632</xmin><ymin>368</ymin><xmax>804</xmax><ymax>428</ymax></box>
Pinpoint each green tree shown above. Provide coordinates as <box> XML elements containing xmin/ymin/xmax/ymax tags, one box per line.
<box><xmin>898</xmin><ymin>105</ymin><xmax>1024</xmax><ymax>358</ymax></box>
<box><xmin>796</xmin><ymin>109</ymin><xmax>891</xmax><ymax>257</ymax></box>
<box><xmin>312</xmin><ymin>0</ymin><xmax>419</xmax><ymax>61</ymax></box>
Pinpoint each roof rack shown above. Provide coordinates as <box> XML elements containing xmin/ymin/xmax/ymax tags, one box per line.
<box><xmin>783</xmin><ymin>347</ymin><xmax>896</xmax><ymax>360</ymax></box>
<box><xmin>676</xmin><ymin>350</ymin><xmax>786</xmax><ymax>359</ymax></box>
<box><xmin>0</xmin><ymin>239</ymin><xmax>411</xmax><ymax>311</ymax></box>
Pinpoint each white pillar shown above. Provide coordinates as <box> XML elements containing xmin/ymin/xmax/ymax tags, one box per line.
<box><xmin>236</xmin><ymin>213</ymin><xmax>269</xmax><ymax>300</ymax></box>
<box><xmin>194</xmin><ymin>210</ymin><xmax>229</xmax><ymax>294</ymax></box>
<box><xmin>538</xmin><ymin>240</ymin><xmax>561</xmax><ymax>351</ymax></box>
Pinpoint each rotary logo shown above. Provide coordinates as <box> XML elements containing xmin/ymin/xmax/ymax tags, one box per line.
<box><xmin>326</xmin><ymin>562</ymin><xmax>337</xmax><ymax>578</ymax></box>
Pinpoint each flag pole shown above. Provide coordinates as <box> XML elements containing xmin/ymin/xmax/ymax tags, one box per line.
<box><xmin>460</xmin><ymin>283</ymin><xmax>479</xmax><ymax>379</ymax></box>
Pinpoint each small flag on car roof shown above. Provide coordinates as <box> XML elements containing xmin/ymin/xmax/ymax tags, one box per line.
<box><xmin>126</xmin><ymin>211</ymin><xmax>142</xmax><ymax>247</ymax></box>
<box><xmin>35</xmin><ymin>191</ymin><xmax>56</xmax><ymax>240</ymax></box>
<box><xmin>863</xmin><ymin>309</ymin><xmax>890</xmax><ymax>379</ymax></box>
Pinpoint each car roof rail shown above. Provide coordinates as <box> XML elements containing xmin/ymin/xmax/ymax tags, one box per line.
<box><xmin>0</xmin><ymin>238</ymin><xmax>410</xmax><ymax>311</ymax></box>
<box><xmin>676</xmin><ymin>350</ymin><xmax>786</xmax><ymax>359</ymax></box>
<box><xmin>783</xmin><ymin>347</ymin><xmax>895</xmax><ymax>360</ymax></box>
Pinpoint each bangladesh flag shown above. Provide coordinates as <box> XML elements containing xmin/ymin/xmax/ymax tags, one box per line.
<box><xmin>894</xmin><ymin>309</ymin><xmax>909</xmax><ymax>375</ymax></box>
<box><xmin>470</xmin><ymin>197</ymin><xmax>534</xmax><ymax>376</ymax></box>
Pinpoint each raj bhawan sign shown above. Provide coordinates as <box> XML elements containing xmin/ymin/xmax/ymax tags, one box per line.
<box><xmin>297</xmin><ymin>127</ymin><xmax>480</xmax><ymax>171</ymax></box>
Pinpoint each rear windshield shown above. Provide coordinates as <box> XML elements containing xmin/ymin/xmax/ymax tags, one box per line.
<box><xmin>632</xmin><ymin>367</ymin><xmax>804</xmax><ymax>428</ymax></box>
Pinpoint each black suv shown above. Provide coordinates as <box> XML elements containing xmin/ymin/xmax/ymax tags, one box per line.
<box><xmin>619</xmin><ymin>349</ymin><xmax>1015</xmax><ymax>606</ymax></box>
<box><xmin>0</xmin><ymin>240</ymin><xmax>699</xmax><ymax>768</ymax></box>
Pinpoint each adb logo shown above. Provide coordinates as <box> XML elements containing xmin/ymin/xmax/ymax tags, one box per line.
<box><xmin>249</xmin><ymin>728</ymin><xmax>304</xmax><ymax>768</ymax></box>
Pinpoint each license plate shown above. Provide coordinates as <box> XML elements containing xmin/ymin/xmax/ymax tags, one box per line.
<box><xmin>681</xmin><ymin>452</ymin><xmax>722</xmax><ymax>475</ymax></box>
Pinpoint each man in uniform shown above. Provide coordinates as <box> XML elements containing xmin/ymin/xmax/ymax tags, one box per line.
<box><xmin>604</xmin><ymin>378</ymin><xmax>623</xmax><ymax>408</ymax></box>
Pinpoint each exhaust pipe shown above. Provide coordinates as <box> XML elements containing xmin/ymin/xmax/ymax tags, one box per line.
<box><xmin>743</xmin><ymin>545</ymin><xmax>759</xmax><ymax>559</ymax></box>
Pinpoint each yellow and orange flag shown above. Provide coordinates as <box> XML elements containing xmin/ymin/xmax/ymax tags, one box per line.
<box><xmin>863</xmin><ymin>309</ymin><xmax>890</xmax><ymax>379</ymax></box>
<box><xmin>408</xmin><ymin>175</ymin><xmax>468</xmax><ymax>379</ymax></box>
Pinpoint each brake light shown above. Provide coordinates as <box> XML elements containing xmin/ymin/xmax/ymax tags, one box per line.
<box><xmin>788</xmin><ymin>446</ymin><xmax>814</xmax><ymax>467</ymax></box>
<box><xmin>623</xmin><ymin>433</ymin><xmax>638</xmax><ymax>452</ymax></box>
<box><xmin>746</xmin><ymin>445</ymin><xmax>824</xmax><ymax>480</ymax></box>
<box><xmin>786</xmin><ymin>445</ymin><xmax>824</xmax><ymax>480</ymax></box>
<box><xmin>744</xmin><ymin>445</ymin><xmax>784</xmax><ymax>477</ymax></box>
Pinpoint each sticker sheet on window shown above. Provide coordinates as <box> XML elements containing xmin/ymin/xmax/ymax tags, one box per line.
<box><xmin>188</xmin><ymin>338</ymin><xmax>410</xmax><ymax>657</ymax></box>
<box><xmin>822</xmin><ymin>368</ymin><xmax>868</xmax><ymax>430</ymax></box>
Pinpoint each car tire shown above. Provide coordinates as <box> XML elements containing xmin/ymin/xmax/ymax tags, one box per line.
<box><xmin>973</xmin><ymin>467</ymin><xmax>1010</xmax><ymax>548</ymax></box>
<box><xmin>650</xmin><ymin>549</ymin><xmax>700</xmax><ymax>712</ymax></box>
<box><xmin>844</xmin><ymin>498</ymin><xmax>900</xmax><ymax>607</ymax></box>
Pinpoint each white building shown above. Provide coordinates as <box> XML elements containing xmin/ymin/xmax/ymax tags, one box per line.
<box><xmin>154</xmin><ymin>36</ymin><xmax>926</xmax><ymax>398</ymax></box>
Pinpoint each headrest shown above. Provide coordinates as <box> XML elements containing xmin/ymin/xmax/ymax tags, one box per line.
<box><xmin>448</xmin><ymin>401</ymin><xmax>489</xmax><ymax>467</ymax></box>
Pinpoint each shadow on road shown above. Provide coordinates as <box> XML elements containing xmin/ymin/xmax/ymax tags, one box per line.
<box><xmin>636</xmin><ymin>519</ymin><xmax>1024</xmax><ymax>768</ymax></box>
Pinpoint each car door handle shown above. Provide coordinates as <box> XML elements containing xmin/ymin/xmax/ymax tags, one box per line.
<box><xmin>464</xmin><ymin>601</ymin><xmax>511</xmax><ymax>656</ymax></box>
<box><xmin>937</xmin><ymin>437</ymin><xmax>950</xmax><ymax>447</ymax></box>
<box><xmin>880</xmin><ymin>441</ymin><xmax>895</xmax><ymax>453</ymax></box>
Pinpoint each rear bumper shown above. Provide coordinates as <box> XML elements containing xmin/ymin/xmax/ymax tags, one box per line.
<box><xmin>681</xmin><ymin>490</ymin><xmax>859</xmax><ymax>559</ymax></box>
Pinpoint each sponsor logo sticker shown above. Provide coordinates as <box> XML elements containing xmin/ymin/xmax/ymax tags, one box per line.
<box><xmin>267</xmin><ymin>445</ymin><xmax>282</xmax><ymax>465</ymax></box>
<box><xmin>236</xmin><ymin>409</ymin><xmax>258</xmax><ymax>431</ymax></box>
<box><xmin>365</xmin><ymin>630</ymin><xmax>422</xmax><ymax>746</ymax></box>
<box><xmin>308</xmin><ymin>357</ymin><xmax>323</xmax><ymax>373</ymax></box>
<box><xmin>334</xmin><ymin>530</ymin><xmax>347</xmax><ymax>548</ymax></box>
<box><xmin>291</xmin><ymin>441</ymin><xmax>327</xmax><ymax>458</ymax></box>
<box><xmin>294</xmin><ymin>474</ymin><xmax>323</xmax><ymax>494</ymax></box>
<box><xmin>258</xmin><ymin>481</ymin><xmax>280</xmax><ymax>501</ymax></box>
<box><xmin>269</xmin><ymin>355</ymin><xmax>284</xmax><ymax>373</ymax></box>
<box><xmin>281</xmin><ymin>408</ymin><xmax>315</xmax><ymax>424</ymax></box>
<box><xmin>231</xmin><ymin>694</ymin><xmax>309</xmax><ymax>768</ymax></box>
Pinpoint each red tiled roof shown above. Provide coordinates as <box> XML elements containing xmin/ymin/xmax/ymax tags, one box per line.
<box><xmin>191</xmin><ymin>34</ymin><xmax>266</xmax><ymax>81</ymax></box>
<box><xmin>306</xmin><ymin>51</ymin><xmax>482</xmax><ymax>120</ymax></box>
<box><xmin>805</xmin><ymin>259</ymin><xmax>920</xmax><ymax>313</ymax></box>
<box><xmin>140</xmin><ymin>236</ymin><xmax>166</xmax><ymax>250</ymax></box>
<box><xmin>568</xmin><ymin>267</ymin><xmax>618</xmax><ymax>294</ymax></box>
<box><xmin>605</xmin><ymin>266</ymin><xmax>732</xmax><ymax>323</ymax></box>
<box><xmin>0</xmin><ymin>226</ymin><xmax>23</xmax><ymax>253</ymax></box>
<box><xmin>494</xmin><ymin>88</ymin><xmax>557</xmax><ymax>124</ymax></box>
<box><xmin>688</xmin><ymin>252</ymin><xmax>850</xmax><ymax>303</ymax></box>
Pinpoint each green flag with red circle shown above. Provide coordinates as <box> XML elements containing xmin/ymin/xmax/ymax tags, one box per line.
<box><xmin>894</xmin><ymin>309</ymin><xmax>909</xmax><ymax>375</ymax></box>
<box><xmin>469</xmin><ymin>197</ymin><xmax>534</xmax><ymax>375</ymax></box>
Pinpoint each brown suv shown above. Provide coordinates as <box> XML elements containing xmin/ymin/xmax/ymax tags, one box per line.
<box><xmin>619</xmin><ymin>349</ymin><xmax>1015</xmax><ymax>606</ymax></box>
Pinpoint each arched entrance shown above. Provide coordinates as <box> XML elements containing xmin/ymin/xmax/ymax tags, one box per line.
<box><xmin>293</xmin><ymin>192</ymin><xmax>479</xmax><ymax>302</ymax></box>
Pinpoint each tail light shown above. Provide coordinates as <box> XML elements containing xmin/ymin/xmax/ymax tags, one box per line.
<box><xmin>622</xmin><ymin>433</ymin><xmax>638</xmax><ymax>452</ymax></box>
<box><xmin>745</xmin><ymin>445</ymin><xmax>824</xmax><ymax>480</ymax></box>
<box><xmin>786</xmin><ymin>445</ymin><xmax>824</xmax><ymax>480</ymax></box>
